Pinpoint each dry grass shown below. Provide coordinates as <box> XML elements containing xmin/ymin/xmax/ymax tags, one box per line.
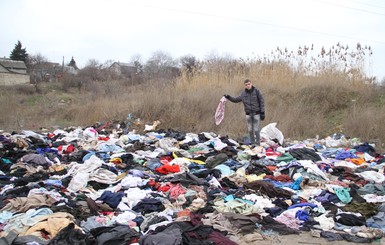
<box><xmin>1</xmin><ymin>59</ymin><xmax>384</xmax><ymax>152</ymax></box>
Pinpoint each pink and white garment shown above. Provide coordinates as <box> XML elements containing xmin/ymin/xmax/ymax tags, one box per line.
<box><xmin>215</xmin><ymin>96</ymin><xmax>227</xmax><ymax>125</ymax></box>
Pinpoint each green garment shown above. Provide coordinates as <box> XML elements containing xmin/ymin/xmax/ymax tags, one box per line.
<box><xmin>342</xmin><ymin>202</ymin><xmax>378</xmax><ymax>219</ymax></box>
<box><xmin>334</xmin><ymin>187</ymin><xmax>352</xmax><ymax>204</ymax></box>
<box><xmin>213</xmin><ymin>198</ymin><xmax>261</xmax><ymax>215</ymax></box>
<box><xmin>205</xmin><ymin>153</ymin><xmax>228</xmax><ymax>169</ymax></box>
<box><xmin>276</xmin><ymin>152</ymin><xmax>295</xmax><ymax>162</ymax></box>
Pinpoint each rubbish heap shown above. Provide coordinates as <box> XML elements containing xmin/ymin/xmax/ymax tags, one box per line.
<box><xmin>0</xmin><ymin>121</ymin><xmax>384</xmax><ymax>244</ymax></box>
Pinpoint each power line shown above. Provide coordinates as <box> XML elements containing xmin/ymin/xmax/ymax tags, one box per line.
<box><xmin>345</xmin><ymin>0</ymin><xmax>385</xmax><ymax>10</ymax></box>
<box><xmin>123</xmin><ymin>2</ymin><xmax>385</xmax><ymax>45</ymax></box>
<box><xmin>311</xmin><ymin>0</ymin><xmax>385</xmax><ymax>16</ymax></box>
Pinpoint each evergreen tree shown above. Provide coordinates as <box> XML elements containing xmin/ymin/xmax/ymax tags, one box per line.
<box><xmin>68</xmin><ymin>56</ymin><xmax>79</xmax><ymax>70</ymax></box>
<box><xmin>10</xmin><ymin>40</ymin><xmax>28</xmax><ymax>61</ymax></box>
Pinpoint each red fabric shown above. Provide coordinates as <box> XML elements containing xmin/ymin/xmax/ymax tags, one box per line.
<box><xmin>160</xmin><ymin>155</ymin><xmax>173</xmax><ymax>165</ymax></box>
<box><xmin>98</xmin><ymin>136</ymin><xmax>110</xmax><ymax>141</ymax></box>
<box><xmin>265</xmin><ymin>148</ymin><xmax>282</xmax><ymax>157</ymax></box>
<box><xmin>158</xmin><ymin>184</ymin><xmax>171</xmax><ymax>192</ymax></box>
<box><xmin>57</xmin><ymin>144</ymin><xmax>75</xmax><ymax>154</ymax></box>
<box><xmin>147</xmin><ymin>179</ymin><xmax>157</xmax><ymax>186</ymax></box>
<box><xmin>155</xmin><ymin>164</ymin><xmax>180</xmax><ymax>174</ymax></box>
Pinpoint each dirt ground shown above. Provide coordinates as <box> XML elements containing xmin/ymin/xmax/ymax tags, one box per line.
<box><xmin>256</xmin><ymin>231</ymin><xmax>385</xmax><ymax>245</ymax></box>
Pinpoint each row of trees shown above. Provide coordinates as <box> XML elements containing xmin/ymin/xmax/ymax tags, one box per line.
<box><xmin>8</xmin><ymin>41</ymin><xmax>198</xmax><ymax>86</ymax></box>
<box><xmin>8</xmin><ymin>40</ymin><xmax>379</xmax><ymax>89</ymax></box>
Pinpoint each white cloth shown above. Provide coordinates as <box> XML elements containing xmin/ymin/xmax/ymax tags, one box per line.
<box><xmin>123</xmin><ymin>188</ymin><xmax>153</xmax><ymax>209</ymax></box>
<box><xmin>155</xmin><ymin>138</ymin><xmax>180</xmax><ymax>153</ymax></box>
<box><xmin>358</xmin><ymin>171</ymin><xmax>385</xmax><ymax>184</ymax></box>
<box><xmin>210</xmin><ymin>138</ymin><xmax>227</xmax><ymax>151</ymax></box>
<box><xmin>66</xmin><ymin>155</ymin><xmax>104</xmax><ymax>192</ymax></box>
<box><xmin>120</xmin><ymin>175</ymin><xmax>145</xmax><ymax>188</ymax></box>
<box><xmin>314</xmin><ymin>213</ymin><xmax>335</xmax><ymax>231</ymax></box>
<box><xmin>298</xmin><ymin>160</ymin><xmax>329</xmax><ymax>181</ymax></box>
<box><xmin>115</xmin><ymin>211</ymin><xmax>137</xmax><ymax>224</ymax></box>
<box><xmin>362</xmin><ymin>194</ymin><xmax>385</xmax><ymax>203</ymax></box>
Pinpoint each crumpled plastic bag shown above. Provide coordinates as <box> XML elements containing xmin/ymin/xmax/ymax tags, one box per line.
<box><xmin>260</xmin><ymin>122</ymin><xmax>284</xmax><ymax>145</ymax></box>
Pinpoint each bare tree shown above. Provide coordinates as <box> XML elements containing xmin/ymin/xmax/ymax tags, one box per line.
<box><xmin>26</xmin><ymin>53</ymin><xmax>51</xmax><ymax>93</ymax></box>
<box><xmin>77</xmin><ymin>59</ymin><xmax>104</xmax><ymax>82</ymax></box>
<box><xmin>180</xmin><ymin>55</ymin><xmax>199</xmax><ymax>77</ymax></box>
<box><xmin>144</xmin><ymin>50</ymin><xmax>178</xmax><ymax>80</ymax></box>
<box><xmin>128</xmin><ymin>54</ymin><xmax>144</xmax><ymax>84</ymax></box>
<box><xmin>130</xmin><ymin>54</ymin><xmax>143</xmax><ymax>74</ymax></box>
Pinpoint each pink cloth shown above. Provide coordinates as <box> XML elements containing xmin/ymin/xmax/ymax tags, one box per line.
<box><xmin>169</xmin><ymin>183</ymin><xmax>187</xmax><ymax>199</ymax></box>
<box><xmin>215</xmin><ymin>97</ymin><xmax>227</xmax><ymax>125</ymax></box>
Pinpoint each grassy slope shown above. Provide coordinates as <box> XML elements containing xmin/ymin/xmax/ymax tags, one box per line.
<box><xmin>1</xmin><ymin>65</ymin><xmax>384</xmax><ymax>152</ymax></box>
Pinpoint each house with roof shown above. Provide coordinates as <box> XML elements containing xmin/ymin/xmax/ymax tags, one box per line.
<box><xmin>0</xmin><ymin>58</ymin><xmax>30</xmax><ymax>85</ymax></box>
<box><xmin>109</xmin><ymin>62</ymin><xmax>137</xmax><ymax>78</ymax></box>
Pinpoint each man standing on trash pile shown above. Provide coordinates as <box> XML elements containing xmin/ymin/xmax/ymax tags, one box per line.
<box><xmin>224</xmin><ymin>79</ymin><xmax>265</xmax><ymax>145</ymax></box>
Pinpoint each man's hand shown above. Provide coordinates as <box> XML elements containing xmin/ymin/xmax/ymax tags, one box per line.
<box><xmin>260</xmin><ymin>112</ymin><xmax>265</xmax><ymax>121</ymax></box>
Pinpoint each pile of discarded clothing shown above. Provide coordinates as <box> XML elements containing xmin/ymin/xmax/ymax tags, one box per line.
<box><xmin>0</xmin><ymin>122</ymin><xmax>384</xmax><ymax>244</ymax></box>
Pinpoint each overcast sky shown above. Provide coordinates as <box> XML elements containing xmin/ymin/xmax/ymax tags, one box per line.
<box><xmin>1</xmin><ymin>0</ymin><xmax>384</xmax><ymax>80</ymax></box>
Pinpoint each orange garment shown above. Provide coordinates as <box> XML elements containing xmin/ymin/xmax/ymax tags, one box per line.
<box><xmin>346</xmin><ymin>157</ymin><xmax>366</xmax><ymax>165</ymax></box>
<box><xmin>177</xmin><ymin>209</ymin><xmax>191</xmax><ymax>218</ymax></box>
<box><xmin>109</xmin><ymin>157</ymin><xmax>122</xmax><ymax>164</ymax></box>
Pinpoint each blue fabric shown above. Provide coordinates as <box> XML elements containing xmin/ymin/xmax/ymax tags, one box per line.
<box><xmin>82</xmin><ymin>151</ymin><xmax>95</xmax><ymax>162</ymax></box>
<box><xmin>128</xmin><ymin>169</ymin><xmax>145</xmax><ymax>177</ymax></box>
<box><xmin>354</xmin><ymin>142</ymin><xmax>375</xmax><ymax>153</ymax></box>
<box><xmin>224</xmin><ymin>195</ymin><xmax>234</xmax><ymax>202</ymax></box>
<box><xmin>145</xmin><ymin>159</ymin><xmax>162</xmax><ymax>170</ymax></box>
<box><xmin>188</xmin><ymin>162</ymin><xmax>205</xmax><ymax>170</ymax></box>
<box><xmin>1</xmin><ymin>158</ymin><xmax>12</xmax><ymax>164</ymax></box>
<box><xmin>295</xmin><ymin>210</ymin><xmax>309</xmax><ymax>221</ymax></box>
<box><xmin>321</xmin><ymin>148</ymin><xmax>340</xmax><ymax>158</ymax></box>
<box><xmin>315</xmin><ymin>192</ymin><xmax>340</xmax><ymax>203</ymax></box>
<box><xmin>290</xmin><ymin>176</ymin><xmax>303</xmax><ymax>190</ymax></box>
<box><xmin>263</xmin><ymin>179</ymin><xmax>293</xmax><ymax>188</ymax></box>
<box><xmin>97</xmin><ymin>191</ymin><xmax>124</xmax><ymax>208</ymax></box>
<box><xmin>36</xmin><ymin>148</ymin><xmax>58</xmax><ymax>155</ymax></box>
<box><xmin>83</xmin><ymin>151</ymin><xmax>110</xmax><ymax>162</ymax></box>
<box><xmin>335</xmin><ymin>150</ymin><xmax>357</xmax><ymax>160</ymax></box>
<box><xmin>44</xmin><ymin>179</ymin><xmax>63</xmax><ymax>187</ymax></box>
<box><xmin>222</xmin><ymin>159</ymin><xmax>243</xmax><ymax>170</ymax></box>
<box><xmin>214</xmin><ymin>164</ymin><xmax>234</xmax><ymax>176</ymax></box>
<box><xmin>96</xmin><ymin>152</ymin><xmax>110</xmax><ymax>161</ymax></box>
<box><xmin>288</xmin><ymin>202</ymin><xmax>317</xmax><ymax>209</ymax></box>
<box><xmin>313</xmin><ymin>143</ymin><xmax>324</xmax><ymax>151</ymax></box>
<box><xmin>98</xmin><ymin>143</ymin><xmax>123</xmax><ymax>152</ymax></box>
